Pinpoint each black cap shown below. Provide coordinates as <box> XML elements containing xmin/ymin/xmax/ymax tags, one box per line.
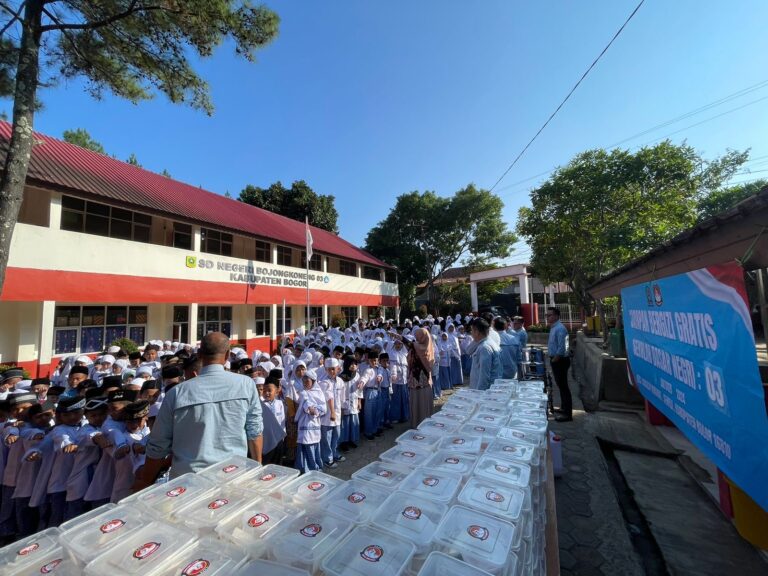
<box><xmin>79</xmin><ymin>379</ymin><xmax>98</xmax><ymax>390</ymax></box>
<box><xmin>84</xmin><ymin>397</ymin><xmax>108</xmax><ymax>411</ymax></box>
<box><xmin>56</xmin><ymin>396</ymin><xmax>86</xmax><ymax>412</ymax></box>
<box><xmin>47</xmin><ymin>386</ymin><xmax>66</xmax><ymax>396</ymax></box>
<box><xmin>31</xmin><ymin>377</ymin><xmax>50</xmax><ymax>386</ymax></box>
<box><xmin>69</xmin><ymin>366</ymin><xmax>90</xmax><ymax>376</ymax></box>
<box><xmin>8</xmin><ymin>392</ymin><xmax>38</xmax><ymax>406</ymax></box>
<box><xmin>123</xmin><ymin>400</ymin><xmax>150</xmax><ymax>420</ymax></box>
<box><xmin>268</xmin><ymin>368</ymin><xmax>283</xmax><ymax>381</ymax></box>
<box><xmin>162</xmin><ymin>365</ymin><xmax>183</xmax><ymax>379</ymax></box>
<box><xmin>85</xmin><ymin>388</ymin><xmax>106</xmax><ymax>400</ymax></box>
<box><xmin>129</xmin><ymin>351</ymin><xmax>142</xmax><ymax>361</ymax></box>
<box><xmin>140</xmin><ymin>379</ymin><xmax>160</xmax><ymax>392</ymax></box>
<box><xmin>101</xmin><ymin>375</ymin><xmax>123</xmax><ymax>388</ymax></box>
<box><xmin>1</xmin><ymin>369</ymin><xmax>24</xmax><ymax>382</ymax></box>
<box><xmin>108</xmin><ymin>389</ymin><xmax>137</xmax><ymax>403</ymax></box>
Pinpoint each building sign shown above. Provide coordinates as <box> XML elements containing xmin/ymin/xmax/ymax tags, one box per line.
<box><xmin>185</xmin><ymin>256</ymin><xmax>331</xmax><ymax>288</ymax></box>
<box><xmin>622</xmin><ymin>262</ymin><xmax>768</xmax><ymax>511</ymax></box>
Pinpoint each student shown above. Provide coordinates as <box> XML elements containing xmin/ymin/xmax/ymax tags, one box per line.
<box><xmin>377</xmin><ymin>353</ymin><xmax>393</xmax><ymax>431</ymax></box>
<box><xmin>12</xmin><ymin>403</ymin><xmax>52</xmax><ymax>536</ymax></box>
<box><xmin>66</xmin><ymin>366</ymin><xmax>90</xmax><ymax>393</ymax></box>
<box><xmin>30</xmin><ymin>378</ymin><xmax>51</xmax><ymax>404</ymax></box>
<box><xmin>294</xmin><ymin>370</ymin><xmax>326</xmax><ymax>474</ymax></box>
<box><xmin>111</xmin><ymin>400</ymin><xmax>150</xmax><ymax>503</ymax></box>
<box><xmin>339</xmin><ymin>356</ymin><xmax>361</xmax><ymax>451</ymax></box>
<box><xmin>437</xmin><ymin>333</ymin><xmax>453</xmax><ymax>392</ymax></box>
<box><xmin>139</xmin><ymin>379</ymin><xmax>162</xmax><ymax>429</ymax></box>
<box><xmin>47</xmin><ymin>396</ymin><xmax>87</xmax><ymax>528</ymax></box>
<box><xmin>46</xmin><ymin>386</ymin><xmax>65</xmax><ymax>408</ymax></box>
<box><xmin>388</xmin><ymin>341</ymin><xmax>410</xmax><ymax>424</ymax></box>
<box><xmin>261</xmin><ymin>381</ymin><xmax>286</xmax><ymax>465</ymax></box>
<box><xmin>446</xmin><ymin>324</ymin><xmax>464</xmax><ymax>387</ymax></box>
<box><xmin>359</xmin><ymin>350</ymin><xmax>382</xmax><ymax>441</ymax></box>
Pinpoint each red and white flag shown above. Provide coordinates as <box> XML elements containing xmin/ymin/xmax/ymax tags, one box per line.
<box><xmin>305</xmin><ymin>216</ymin><xmax>314</xmax><ymax>261</ymax></box>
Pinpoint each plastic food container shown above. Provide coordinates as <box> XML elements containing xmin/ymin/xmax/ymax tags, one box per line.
<box><xmin>436</xmin><ymin>432</ymin><xmax>483</xmax><ymax>455</ymax></box>
<box><xmin>351</xmin><ymin>461</ymin><xmax>411</xmax><ymax>489</ymax></box>
<box><xmin>505</xmin><ymin>417</ymin><xmax>548</xmax><ymax>436</ymax></box>
<box><xmin>230</xmin><ymin>559</ymin><xmax>310</xmax><ymax>575</ymax></box>
<box><xmin>459</xmin><ymin>423</ymin><xmax>500</xmax><ymax>447</ymax></box>
<box><xmin>380</xmin><ymin>444</ymin><xmax>434</xmax><ymax>467</ymax></box>
<box><xmin>468</xmin><ymin>412</ymin><xmax>507</xmax><ymax>427</ymax></box>
<box><xmin>198</xmin><ymin>455</ymin><xmax>262</xmax><ymax>485</ymax></box>
<box><xmin>433</xmin><ymin>506</ymin><xmax>519</xmax><ymax>576</ymax></box>
<box><xmin>430</xmin><ymin>411</ymin><xmax>468</xmax><ymax>425</ymax></box>
<box><xmin>371</xmin><ymin>490</ymin><xmax>449</xmax><ymax>556</ymax></box>
<box><xmin>425</xmin><ymin>450</ymin><xmax>477</xmax><ymax>478</ymax></box>
<box><xmin>325</xmin><ymin>479</ymin><xmax>390</xmax><ymax>524</ymax></box>
<box><xmin>279</xmin><ymin>470</ymin><xmax>345</xmax><ymax>507</ymax></box>
<box><xmin>266</xmin><ymin>511</ymin><xmax>350</xmax><ymax>574</ymax></box>
<box><xmin>59</xmin><ymin>503</ymin><xmax>116</xmax><ymax>531</ymax></box>
<box><xmin>7</xmin><ymin>547</ymin><xmax>74</xmax><ymax>576</ymax></box>
<box><xmin>417</xmin><ymin>551</ymin><xmax>495</xmax><ymax>576</ymax></box>
<box><xmin>395</xmin><ymin>429</ymin><xmax>442</xmax><ymax>449</ymax></box>
<box><xmin>497</xmin><ymin>426</ymin><xmax>544</xmax><ymax>447</ymax></box>
<box><xmin>131</xmin><ymin>472</ymin><xmax>215</xmax><ymax>518</ymax></box>
<box><xmin>172</xmin><ymin>486</ymin><xmax>257</xmax><ymax>535</ymax></box>
<box><xmin>485</xmin><ymin>438</ymin><xmax>537</xmax><ymax>466</ymax></box>
<box><xmin>321</xmin><ymin>525</ymin><xmax>416</xmax><ymax>576</ymax></box>
<box><xmin>149</xmin><ymin>537</ymin><xmax>247</xmax><ymax>576</ymax></box>
<box><xmin>457</xmin><ymin>477</ymin><xmax>526</xmax><ymax>525</ymax></box>
<box><xmin>0</xmin><ymin>527</ymin><xmax>62</xmax><ymax>574</ymax></box>
<box><xmin>417</xmin><ymin>418</ymin><xmax>460</xmax><ymax>434</ymax></box>
<box><xmin>60</xmin><ymin>503</ymin><xmax>150</xmax><ymax>565</ymax></box>
<box><xmin>215</xmin><ymin>496</ymin><xmax>301</xmax><ymax>559</ymax></box>
<box><xmin>398</xmin><ymin>468</ymin><xmax>463</xmax><ymax>505</ymax></box>
<box><xmin>474</xmin><ymin>454</ymin><xmax>532</xmax><ymax>490</ymax></box>
<box><xmin>442</xmin><ymin>400</ymin><xmax>476</xmax><ymax>414</ymax></box>
<box><xmin>84</xmin><ymin>521</ymin><xmax>197</xmax><ymax>576</ymax></box>
<box><xmin>231</xmin><ymin>464</ymin><xmax>299</xmax><ymax>494</ymax></box>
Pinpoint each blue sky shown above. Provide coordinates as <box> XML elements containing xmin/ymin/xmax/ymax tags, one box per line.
<box><xmin>9</xmin><ymin>1</ymin><xmax>768</xmax><ymax>259</ymax></box>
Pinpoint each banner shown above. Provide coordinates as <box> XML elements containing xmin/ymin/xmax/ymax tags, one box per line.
<box><xmin>622</xmin><ymin>262</ymin><xmax>768</xmax><ymax>512</ymax></box>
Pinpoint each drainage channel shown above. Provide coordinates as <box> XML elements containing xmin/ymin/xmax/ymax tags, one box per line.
<box><xmin>597</xmin><ymin>438</ymin><xmax>671</xmax><ymax>576</ymax></box>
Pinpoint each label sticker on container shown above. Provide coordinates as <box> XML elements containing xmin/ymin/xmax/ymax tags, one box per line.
<box><xmin>483</xmin><ymin>416</ymin><xmax>495</xmax><ymax>422</ymax></box>
<box><xmin>260</xmin><ymin>473</ymin><xmax>277</xmax><ymax>481</ymax></box>
<box><xmin>486</xmin><ymin>491</ymin><xmax>505</xmax><ymax>503</ymax></box>
<box><xmin>222</xmin><ymin>465</ymin><xmax>239</xmax><ymax>473</ymax></box>
<box><xmin>434</xmin><ymin>422</ymin><xmax>445</xmax><ymax>428</ymax></box>
<box><xmin>402</xmin><ymin>451</ymin><xmax>416</xmax><ymax>458</ymax></box>
<box><xmin>360</xmin><ymin>545</ymin><xmax>384</xmax><ymax>562</ymax></box>
<box><xmin>100</xmin><ymin>519</ymin><xmax>126</xmax><ymax>534</ymax></box>
<box><xmin>39</xmin><ymin>559</ymin><xmax>62</xmax><ymax>574</ymax></box>
<box><xmin>467</xmin><ymin>525</ymin><xmax>490</xmax><ymax>541</ymax></box>
<box><xmin>445</xmin><ymin>457</ymin><xmax>460</xmax><ymax>464</ymax></box>
<box><xmin>307</xmin><ymin>481</ymin><xmax>325</xmax><ymax>492</ymax></box>
<box><xmin>474</xmin><ymin>426</ymin><xmax>486</xmax><ymax>432</ymax></box>
<box><xmin>503</xmin><ymin>446</ymin><xmax>517</xmax><ymax>453</ymax></box>
<box><xmin>452</xmin><ymin>438</ymin><xmax>465</xmax><ymax>445</ymax></box>
<box><xmin>208</xmin><ymin>498</ymin><xmax>229</xmax><ymax>509</ymax></box>
<box><xmin>17</xmin><ymin>543</ymin><xmax>39</xmax><ymax>556</ymax></box>
<box><xmin>166</xmin><ymin>486</ymin><xmax>186</xmax><ymax>498</ymax></box>
<box><xmin>133</xmin><ymin>542</ymin><xmax>161</xmax><ymax>560</ymax></box>
<box><xmin>248</xmin><ymin>513</ymin><xmax>269</xmax><ymax>527</ymax></box>
<box><xmin>495</xmin><ymin>464</ymin><xmax>510</xmax><ymax>473</ymax></box>
<box><xmin>377</xmin><ymin>470</ymin><xmax>392</xmax><ymax>478</ymax></box>
<box><xmin>402</xmin><ymin>506</ymin><xmax>422</xmax><ymax>520</ymax></box>
<box><xmin>181</xmin><ymin>559</ymin><xmax>210</xmax><ymax>576</ymax></box>
<box><xmin>422</xmin><ymin>477</ymin><xmax>439</xmax><ymax>487</ymax></box>
<box><xmin>412</xmin><ymin>434</ymin><xmax>425</xmax><ymax>440</ymax></box>
<box><xmin>347</xmin><ymin>492</ymin><xmax>366</xmax><ymax>504</ymax></box>
<box><xmin>300</xmin><ymin>523</ymin><xmax>322</xmax><ymax>537</ymax></box>
<box><xmin>512</xmin><ymin>431</ymin><xmax>525</xmax><ymax>439</ymax></box>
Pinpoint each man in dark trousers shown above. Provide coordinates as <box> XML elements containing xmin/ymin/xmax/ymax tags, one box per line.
<box><xmin>547</xmin><ymin>307</ymin><xmax>572</xmax><ymax>422</ymax></box>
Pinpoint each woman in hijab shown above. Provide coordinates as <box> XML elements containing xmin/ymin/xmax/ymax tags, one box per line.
<box><xmin>430</xmin><ymin>324</ymin><xmax>442</xmax><ymax>399</ymax></box>
<box><xmin>407</xmin><ymin>328</ymin><xmax>435</xmax><ymax>428</ymax></box>
<box><xmin>294</xmin><ymin>369</ymin><xmax>326</xmax><ymax>473</ymax></box>
<box><xmin>437</xmin><ymin>332</ymin><xmax>453</xmax><ymax>392</ymax></box>
<box><xmin>281</xmin><ymin>360</ymin><xmax>306</xmax><ymax>464</ymax></box>
<box><xmin>446</xmin><ymin>323</ymin><xmax>464</xmax><ymax>387</ymax></box>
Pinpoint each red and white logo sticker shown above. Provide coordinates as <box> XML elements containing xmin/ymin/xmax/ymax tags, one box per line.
<box><xmin>445</xmin><ymin>457</ymin><xmax>460</xmax><ymax>464</ymax></box>
<box><xmin>512</xmin><ymin>431</ymin><xmax>525</xmax><ymax>439</ymax></box>
<box><xmin>434</xmin><ymin>422</ymin><xmax>445</xmax><ymax>428</ymax></box>
<box><xmin>452</xmin><ymin>438</ymin><xmax>465</xmax><ymax>445</ymax></box>
<box><xmin>402</xmin><ymin>506</ymin><xmax>422</xmax><ymax>520</ymax></box>
<box><xmin>376</xmin><ymin>470</ymin><xmax>392</xmax><ymax>478</ymax></box>
<box><xmin>467</xmin><ymin>525</ymin><xmax>490</xmax><ymax>541</ymax></box>
<box><xmin>402</xmin><ymin>451</ymin><xmax>416</xmax><ymax>458</ymax></box>
<box><xmin>133</xmin><ymin>541</ymin><xmax>161</xmax><ymax>560</ymax></box>
<box><xmin>412</xmin><ymin>434</ymin><xmax>425</xmax><ymax>440</ymax></box>
<box><xmin>502</xmin><ymin>445</ymin><xmax>517</xmax><ymax>453</ymax></box>
<box><xmin>422</xmin><ymin>477</ymin><xmax>439</xmax><ymax>487</ymax></box>
<box><xmin>166</xmin><ymin>486</ymin><xmax>186</xmax><ymax>497</ymax></box>
<box><xmin>486</xmin><ymin>490</ymin><xmax>505</xmax><ymax>503</ymax></box>
<box><xmin>181</xmin><ymin>559</ymin><xmax>210</xmax><ymax>576</ymax></box>
<box><xmin>495</xmin><ymin>464</ymin><xmax>510</xmax><ymax>473</ymax></box>
<box><xmin>222</xmin><ymin>465</ymin><xmax>239</xmax><ymax>473</ymax></box>
<box><xmin>248</xmin><ymin>513</ymin><xmax>269</xmax><ymax>527</ymax></box>
<box><xmin>300</xmin><ymin>523</ymin><xmax>322</xmax><ymax>537</ymax></box>
<box><xmin>17</xmin><ymin>543</ymin><xmax>39</xmax><ymax>556</ymax></box>
<box><xmin>347</xmin><ymin>492</ymin><xmax>366</xmax><ymax>504</ymax></box>
<box><xmin>207</xmin><ymin>498</ymin><xmax>229</xmax><ymax>510</ymax></box>
<box><xmin>99</xmin><ymin>519</ymin><xmax>126</xmax><ymax>534</ymax></box>
<box><xmin>307</xmin><ymin>481</ymin><xmax>325</xmax><ymax>492</ymax></box>
<box><xmin>474</xmin><ymin>426</ymin><xmax>486</xmax><ymax>432</ymax></box>
<box><xmin>260</xmin><ymin>473</ymin><xmax>277</xmax><ymax>481</ymax></box>
<box><xmin>483</xmin><ymin>416</ymin><xmax>495</xmax><ymax>422</ymax></box>
<box><xmin>360</xmin><ymin>545</ymin><xmax>384</xmax><ymax>562</ymax></box>
<box><xmin>39</xmin><ymin>559</ymin><xmax>62</xmax><ymax>574</ymax></box>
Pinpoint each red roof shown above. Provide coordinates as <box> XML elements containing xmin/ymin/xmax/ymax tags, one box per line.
<box><xmin>0</xmin><ymin>122</ymin><xmax>391</xmax><ymax>268</ymax></box>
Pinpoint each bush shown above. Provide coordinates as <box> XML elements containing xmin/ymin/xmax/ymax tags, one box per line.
<box><xmin>526</xmin><ymin>323</ymin><xmax>551</xmax><ymax>333</ymax></box>
<box><xmin>0</xmin><ymin>364</ymin><xmax>31</xmax><ymax>379</ymax></box>
<box><xmin>331</xmin><ymin>313</ymin><xmax>347</xmax><ymax>329</ymax></box>
<box><xmin>110</xmin><ymin>337</ymin><xmax>139</xmax><ymax>354</ymax></box>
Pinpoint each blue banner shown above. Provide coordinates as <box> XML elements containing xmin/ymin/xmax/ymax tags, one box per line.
<box><xmin>622</xmin><ymin>263</ymin><xmax>768</xmax><ymax>512</ymax></box>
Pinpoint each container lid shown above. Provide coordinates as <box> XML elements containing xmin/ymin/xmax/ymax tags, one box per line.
<box><xmin>380</xmin><ymin>444</ymin><xmax>433</xmax><ymax>467</ymax></box>
<box><xmin>457</xmin><ymin>477</ymin><xmax>526</xmax><ymax>526</ymax></box>
<box><xmin>0</xmin><ymin>527</ymin><xmax>62</xmax><ymax>573</ymax></box>
<box><xmin>459</xmin><ymin>423</ymin><xmax>500</xmax><ymax>440</ymax></box>
<box><xmin>467</xmin><ymin>412</ymin><xmax>507</xmax><ymax>427</ymax></box>
<box><xmin>430</xmin><ymin>411</ymin><xmax>468</xmax><ymax>424</ymax></box>
<box><xmin>133</xmin><ymin>472</ymin><xmax>215</xmax><ymax>517</ymax></box>
<box><xmin>436</xmin><ymin>432</ymin><xmax>483</xmax><ymax>455</ymax></box>
<box><xmin>231</xmin><ymin>559</ymin><xmax>310</xmax><ymax>576</ymax></box>
<box><xmin>232</xmin><ymin>463</ymin><xmax>300</xmax><ymax>493</ymax></box>
<box><xmin>399</xmin><ymin>468</ymin><xmax>463</xmax><ymax>504</ymax></box>
<box><xmin>325</xmin><ymin>479</ymin><xmax>390</xmax><ymax>524</ymax></box>
<box><xmin>172</xmin><ymin>486</ymin><xmax>257</xmax><ymax>531</ymax></box>
<box><xmin>280</xmin><ymin>471</ymin><xmax>346</xmax><ymax>506</ymax></box>
<box><xmin>149</xmin><ymin>537</ymin><xmax>247</xmax><ymax>576</ymax></box>
<box><xmin>59</xmin><ymin>503</ymin><xmax>116</xmax><ymax>531</ymax></box>
<box><xmin>473</xmin><ymin>454</ymin><xmax>532</xmax><ymax>489</ymax></box>
<box><xmin>425</xmin><ymin>450</ymin><xmax>478</xmax><ymax>477</ymax></box>
<box><xmin>417</xmin><ymin>418</ymin><xmax>460</xmax><ymax>434</ymax></box>
<box><xmin>442</xmin><ymin>400</ymin><xmax>476</xmax><ymax>413</ymax></box>
<box><xmin>60</xmin><ymin>503</ymin><xmax>151</xmax><ymax>564</ymax></box>
<box><xmin>505</xmin><ymin>417</ymin><xmax>548</xmax><ymax>435</ymax></box>
<box><xmin>417</xmin><ymin>551</ymin><xmax>496</xmax><ymax>576</ymax></box>
<box><xmin>7</xmin><ymin>547</ymin><xmax>70</xmax><ymax>576</ymax></box>
<box><xmin>268</xmin><ymin>511</ymin><xmax>349</xmax><ymax>564</ymax></box>
<box><xmin>84</xmin><ymin>521</ymin><xmax>197</xmax><ymax>576</ymax></box>
<box><xmin>485</xmin><ymin>439</ymin><xmax>536</xmax><ymax>464</ymax></box>
<box><xmin>395</xmin><ymin>429</ymin><xmax>442</xmax><ymax>449</ymax></box>
<box><xmin>215</xmin><ymin>496</ymin><xmax>301</xmax><ymax>547</ymax></box>
<box><xmin>433</xmin><ymin>506</ymin><xmax>517</xmax><ymax>573</ymax></box>
<box><xmin>321</xmin><ymin>525</ymin><xmax>415</xmax><ymax>576</ymax></box>
<box><xmin>198</xmin><ymin>455</ymin><xmax>262</xmax><ymax>485</ymax></box>
<box><xmin>371</xmin><ymin>490</ymin><xmax>448</xmax><ymax>550</ymax></box>
<box><xmin>351</xmin><ymin>461</ymin><xmax>411</xmax><ymax>489</ymax></box>
<box><xmin>496</xmin><ymin>426</ymin><xmax>543</xmax><ymax>447</ymax></box>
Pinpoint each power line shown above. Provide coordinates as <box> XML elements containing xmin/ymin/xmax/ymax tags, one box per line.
<box><xmin>489</xmin><ymin>0</ymin><xmax>645</xmax><ymax>192</ymax></box>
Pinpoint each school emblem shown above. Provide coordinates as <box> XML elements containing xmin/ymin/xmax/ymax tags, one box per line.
<box><xmin>452</xmin><ymin>438</ymin><xmax>465</xmax><ymax>445</ymax></box>
<box><xmin>502</xmin><ymin>446</ymin><xmax>517</xmax><ymax>453</ymax></box>
<box><xmin>222</xmin><ymin>465</ymin><xmax>238</xmax><ymax>473</ymax></box>
<box><xmin>17</xmin><ymin>543</ymin><xmax>39</xmax><ymax>556</ymax></box>
<box><xmin>185</xmin><ymin>256</ymin><xmax>197</xmax><ymax>268</ymax></box>
<box><xmin>512</xmin><ymin>431</ymin><xmax>525</xmax><ymax>439</ymax></box>
<box><xmin>207</xmin><ymin>498</ymin><xmax>229</xmax><ymax>510</ymax></box>
<box><xmin>307</xmin><ymin>481</ymin><xmax>325</xmax><ymax>491</ymax></box>
<box><xmin>360</xmin><ymin>545</ymin><xmax>384</xmax><ymax>562</ymax></box>
<box><xmin>402</xmin><ymin>506</ymin><xmax>422</xmax><ymax>520</ymax></box>
<box><xmin>483</xmin><ymin>416</ymin><xmax>494</xmax><ymax>422</ymax></box>
<box><xmin>166</xmin><ymin>486</ymin><xmax>186</xmax><ymax>497</ymax></box>
<box><xmin>133</xmin><ymin>541</ymin><xmax>161</xmax><ymax>560</ymax></box>
<box><xmin>412</xmin><ymin>434</ymin><xmax>425</xmax><ymax>440</ymax></box>
<box><xmin>300</xmin><ymin>523</ymin><xmax>322</xmax><ymax>537</ymax></box>
<box><xmin>495</xmin><ymin>464</ymin><xmax>511</xmax><ymax>473</ymax></box>
<box><xmin>474</xmin><ymin>426</ymin><xmax>486</xmax><ymax>432</ymax></box>
<box><xmin>486</xmin><ymin>491</ymin><xmax>505</xmax><ymax>503</ymax></box>
<box><xmin>402</xmin><ymin>451</ymin><xmax>416</xmax><ymax>458</ymax></box>
<box><xmin>422</xmin><ymin>477</ymin><xmax>439</xmax><ymax>487</ymax></box>
<box><xmin>376</xmin><ymin>470</ymin><xmax>392</xmax><ymax>478</ymax></box>
<box><xmin>347</xmin><ymin>492</ymin><xmax>366</xmax><ymax>504</ymax></box>
<box><xmin>39</xmin><ymin>559</ymin><xmax>62</xmax><ymax>574</ymax></box>
<box><xmin>467</xmin><ymin>525</ymin><xmax>490</xmax><ymax>541</ymax></box>
<box><xmin>181</xmin><ymin>559</ymin><xmax>210</xmax><ymax>576</ymax></box>
<box><xmin>434</xmin><ymin>422</ymin><xmax>445</xmax><ymax>428</ymax></box>
<box><xmin>653</xmin><ymin>283</ymin><xmax>663</xmax><ymax>306</ymax></box>
<box><xmin>247</xmin><ymin>513</ymin><xmax>269</xmax><ymax>527</ymax></box>
<box><xmin>445</xmin><ymin>457</ymin><xmax>460</xmax><ymax>464</ymax></box>
<box><xmin>260</xmin><ymin>473</ymin><xmax>277</xmax><ymax>481</ymax></box>
<box><xmin>100</xmin><ymin>519</ymin><xmax>126</xmax><ymax>534</ymax></box>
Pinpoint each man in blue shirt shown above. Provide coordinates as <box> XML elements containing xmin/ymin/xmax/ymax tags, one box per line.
<box><xmin>547</xmin><ymin>307</ymin><xmax>572</xmax><ymax>422</ymax></box>
<box><xmin>134</xmin><ymin>332</ymin><xmax>264</xmax><ymax>487</ymax></box>
<box><xmin>494</xmin><ymin>317</ymin><xmax>519</xmax><ymax>379</ymax></box>
<box><xmin>512</xmin><ymin>316</ymin><xmax>528</xmax><ymax>376</ymax></box>
<box><xmin>469</xmin><ymin>318</ymin><xmax>502</xmax><ymax>390</ymax></box>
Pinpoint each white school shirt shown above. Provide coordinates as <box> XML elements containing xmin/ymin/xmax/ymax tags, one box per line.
<box><xmin>110</xmin><ymin>425</ymin><xmax>150</xmax><ymax>503</ymax></box>
<box><xmin>12</xmin><ymin>427</ymin><xmax>47</xmax><ymax>499</ymax></box>
<box><xmin>318</xmin><ymin>377</ymin><xmax>336</xmax><ymax>427</ymax></box>
<box><xmin>130</xmin><ymin>428</ymin><xmax>150</xmax><ymax>473</ymax></box>
<box><xmin>344</xmin><ymin>375</ymin><xmax>362</xmax><ymax>415</ymax></box>
<box><xmin>264</xmin><ymin>399</ymin><xmax>286</xmax><ymax>432</ymax></box>
<box><xmin>47</xmin><ymin>423</ymin><xmax>83</xmax><ymax>494</ymax></box>
<box><xmin>84</xmin><ymin>418</ymin><xmax>123</xmax><ymax>502</ymax></box>
<box><xmin>29</xmin><ymin>434</ymin><xmax>55</xmax><ymax>508</ymax></box>
<box><xmin>66</xmin><ymin>424</ymin><xmax>101</xmax><ymax>502</ymax></box>
<box><xmin>2</xmin><ymin>425</ymin><xmax>23</xmax><ymax>487</ymax></box>
<box><xmin>295</xmin><ymin>386</ymin><xmax>326</xmax><ymax>444</ymax></box>
<box><xmin>379</xmin><ymin>366</ymin><xmax>392</xmax><ymax>393</ymax></box>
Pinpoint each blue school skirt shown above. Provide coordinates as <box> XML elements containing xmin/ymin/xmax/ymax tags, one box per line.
<box><xmin>295</xmin><ymin>443</ymin><xmax>322</xmax><ymax>473</ymax></box>
<box><xmin>341</xmin><ymin>413</ymin><xmax>360</xmax><ymax>443</ymax></box>
<box><xmin>389</xmin><ymin>385</ymin><xmax>410</xmax><ymax>422</ymax></box>
<box><xmin>439</xmin><ymin>365</ymin><xmax>452</xmax><ymax>392</ymax></box>
<box><xmin>450</xmin><ymin>357</ymin><xmax>463</xmax><ymax>386</ymax></box>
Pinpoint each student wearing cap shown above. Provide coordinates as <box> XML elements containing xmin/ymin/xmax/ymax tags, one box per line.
<box><xmin>67</xmin><ymin>366</ymin><xmax>90</xmax><ymax>393</ymax></box>
<box><xmin>46</xmin><ymin>396</ymin><xmax>86</xmax><ymax>527</ymax></box>
<box><xmin>318</xmin><ymin>358</ymin><xmax>345</xmax><ymax>469</ymax></box>
<box><xmin>294</xmin><ymin>369</ymin><xmax>326</xmax><ymax>473</ymax></box>
<box><xmin>0</xmin><ymin>368</ymin><xmax>24</xmax><ymax>400</ymax></box>
<box><xmin>46</xmin><ymin>386</ymin><xmax>65</xmax><ymax>408</ymax></box>
<box><xmin>139</xmin><ymin>380</ymin><xmax>162</xmax><ymax>429</ymax></box>
<box><xmin>111</xmin><ymin>400</ymin><xmax>150</xmax><ymax>503</ymax></box>
<box><xmin>30</xmin><ymin>378</ymin><xmax>51</xmax><ymax>404</ymax></box>
<box><xmin>338</xmin><ymin>356</ymin><xmax>361</xmax><ymax>451</ymax></box>
<box><xmin>260</xmin><ymin>380</ymin><xmax>286</xmax><ymax>465</ymax></box>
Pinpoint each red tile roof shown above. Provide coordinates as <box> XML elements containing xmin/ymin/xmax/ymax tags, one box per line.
<box><xmin>0</xmin><ymin>122</ymin><xmax>392</xmax><ymax>268</ymax></box>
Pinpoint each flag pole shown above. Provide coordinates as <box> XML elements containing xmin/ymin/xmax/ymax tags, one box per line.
<box><xmin>305</xmin><ymin>216</ymin><xmax>311</xmax><ymax>332</ymax></box>
<box><xmin>282</xmin><ymin>298</ymin><xmax>286</xmax><ymax>340</ymax></box>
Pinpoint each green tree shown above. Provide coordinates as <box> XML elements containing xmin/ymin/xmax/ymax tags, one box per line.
<box><xmin>239</xmin><ymin>180</ymin><xmax>339</xmax><ymax>233</ymax></box>
<box><xmin>516</xmin><ymin>142</ymin><xmax>748</xmax><ymax>322</ymax></box>
<box><xmin>0</xmin><ymin>1</ymin><xmax>279</xmax><ymax>299</ymax></box>
<box><xmin>62</xmin><ymin>128</ymin><xmax>105</xmax><ymax>154</ymax></box>
<box><xmin>126</xmin><ymin>153</ymin><xmax>141</xmax><ymax>167</ymax></box>
<box><xmin>365</xmin><ymin>184</ymin><xmax>517</xmax><ymax>311</ymax></box>
<box><xmin>697</xmin><ymin>179</ymin><xmax>767</xmax><ymax>220</ymax></box>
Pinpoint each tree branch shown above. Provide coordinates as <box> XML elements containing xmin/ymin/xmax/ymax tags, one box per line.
<box><xmin>39</xmin><ymin>2</ymin><xmax>179</xmax><ymax>32</ymax></box>
<box><xmin>0</xmin><ymin>1</ymin><xmax>25</xmax><ymax>38</ymax></box>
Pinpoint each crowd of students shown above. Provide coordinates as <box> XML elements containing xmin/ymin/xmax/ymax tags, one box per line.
<box><xmin>0</xmin><ymin>311</ymin><xmax>530</xmax><ymax>544</ymax></box>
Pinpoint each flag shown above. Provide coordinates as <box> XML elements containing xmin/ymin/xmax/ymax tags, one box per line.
<box><xmin>305</xmin><ymin>216</ymin><xmax>314</xmax><ymax>261</ymax></box>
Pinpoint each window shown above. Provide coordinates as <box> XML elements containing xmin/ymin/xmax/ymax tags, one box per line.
<box><xmin>339</xmin><ymin>260</ymin><xmax>357</xmax><ymax>276</ymax></box>
<box><xmin>174</xmin><ymin>223</ymin><xmax>192</xmax><ymax>250</ymax></box>
<box><xmin>197</xmin><ymin>306</ymin><xmax>232</xmax><ymax>340</ymax></box>
<box><xmin>341</xmin><ymin>306</ymin><xmax>358</xmax><ymax>328</ymax></box>
<box><xmin>277</xmin><ymin>245</ymin><xmax>293</xmax><ymax>266</ymax></box>
<box><xmin>61</xmin><ymin>195</ymin><xmax>151</xmax><ymax>242</ymax></box>
<box><xmin>276</xmin><ymin>306</ymin><xmax>292</xmax><ymax>335</ymax></box>
<box><xmin>308</xmin><ymin>306</ymin><xmax>324</xmax><ymax>328</ymax></box>
<box><xmin>53</xmin><ymin>305</ymin><xmax>148</xmax><ymax>355</ymax></box>
<box><xmin>173</xmin><ymin>305</ymin><xmax>189</xmax><ymax>343</ymax></box>
<box><xmin>363</xmin><ymin>266</ymin><xmax>381</xmax><ymax>281</ymax></box>
<box><xmin>255</xmin><ymin>240</ymin><xmax>272</xmax><ymax>263</ymax></box>
<box><xmin>301</xmin><ymin>251</ymin><xmax>322</xmax><ymax>271</ymax></box>
<box><xmin>201</xmin><ymin>228</ymin><xmax>233</xmax><ymax>256</ymax></box>
<box><xmin>255</xmin><ymin>306</ymin><xmax>271</xmax><ymax>336</ymax></box>
<box><xmin>385</xmin><ymin>269</ymin><xmax>397</xmax><ymax>284</ymax></box>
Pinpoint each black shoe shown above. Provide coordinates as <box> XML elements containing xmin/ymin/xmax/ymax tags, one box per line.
<box><xmin>555</xmin><ymin>415</ymin><xmax>573</xmax><ymax>422</ymax></box>
<box><xmin>554</xmin><ymin>408</ymin><xmax>567</xmax><ymax>414</ymax></box>
<box><xmin>384</xmin><ymin>423</ymin><xmax>393</xmax><ymax>429</ymax></box>
<box><xmin>349</xmin><ymin>441</ymin><xmax>358</xmax><ymax>449</ymax></box>
<box><xmin>339</xmin><ymin>443</ymin><xmax>350</xmax><ymax>452</ymax></box>
<box><xmin>365</xmin><ymin>434</ymin><xmax>375</xmax><ymax>441</ymax></box>
<box><xmin>375</xmin><ymin>430</ymin><xmax>384</xmax><ymax>437</ymax></box>
<box><xmin>398</xmin><ymin>419</ymin><xmax>408</xmax><ymax>424</ymax></box>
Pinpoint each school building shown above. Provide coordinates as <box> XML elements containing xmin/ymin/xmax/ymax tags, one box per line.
<box><xmin>0</xmin><ymin>122</ymin><xmax>399</xmax><ymax>377</ymax></box>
